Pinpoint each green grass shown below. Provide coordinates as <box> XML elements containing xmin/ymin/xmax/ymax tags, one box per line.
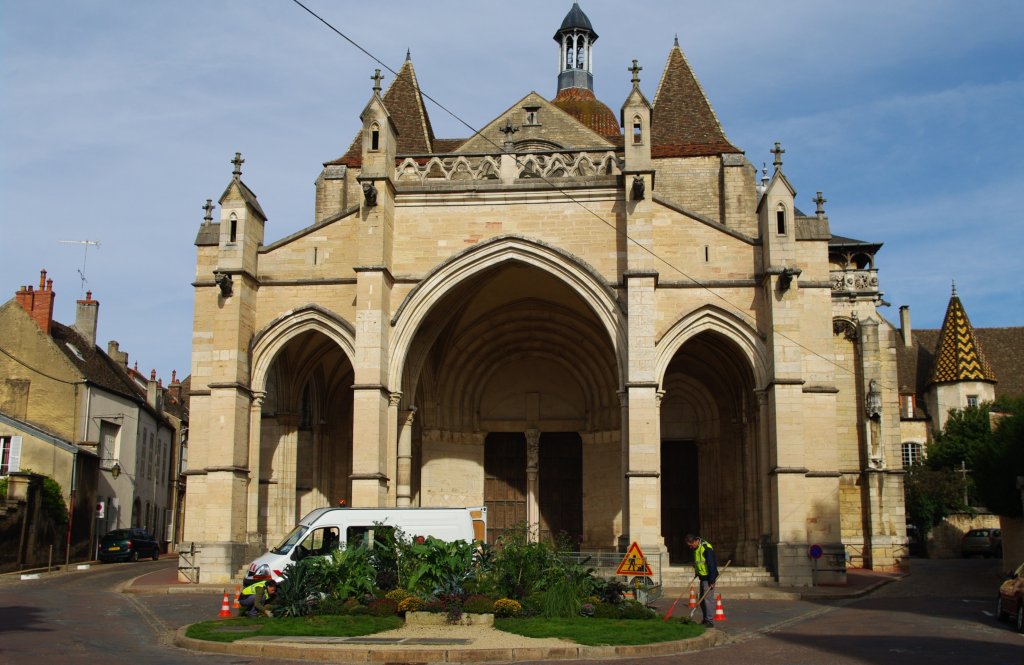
<box><xmin>185</xmin><ymin>614</ymin><xmax>402</xmax><ymax>643</ymax></box>
<box><xmin>495</xmin><ymin>617</ymin><xmax>705</xmax><ymax>646</ymax></box>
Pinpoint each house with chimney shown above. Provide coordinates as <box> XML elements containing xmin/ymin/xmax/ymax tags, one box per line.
<box><xmin>0</xmin><ymin>269</ymin><xmax>185</xmax><ymax>562</ymax></box>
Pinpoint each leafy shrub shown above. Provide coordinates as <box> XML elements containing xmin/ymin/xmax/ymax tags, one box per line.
<box><xmin>580</xmin><ymin>602</ymin><xmax>595</xmax><ymax>617</ymax></box>
<box><xmin>348</xmin><ymin>605</ymin><xmax>370</xmax><ymax>616</ymax></box>
<box><xmin>274</xmin><ymin>558</ymin><xmax>321</xmax><ymax>617</ymax></box>
<box><xmin>398</xmin><ymin>596</ymin><xmax>425</xmax><ymax>613</ymax></box>
<box><xmin>592</xmin><ymin>602</ymin><xmax>620</xmax><ymax>619</ymax></box>
<box><xmin>424</xmin><ymin>598</ymin><xmax>446</xmax><ymax>613</ymax></box>
<box><xmin>596</xmin><ymin>577</ymin><xmax>628</xmax><ymax>605</ymax></box>
<box><xmin>619</xmin><ymin>601</ymin><xmax>655</xmax><ymax>620</ymax></box>
<box><xmin>462</xmin><ymin>594</ymin><xmax>495</xmax><ymax>614</ymax></box>
<box><xmin>493</xmin><ymin>598</ymin><xmax>522</xmax><ymax>618</ymax></box>
<box><xmin>486</xmin><ymin>526</ymin><xmax>562</xmax><ymax>598</ymax></box>
<box><xmin>384</xmin><ymin>588</ymin><xmax>410</xmax><ymax>603</ymax></box>
<box><xmin>305</xmin><ymin>546</ymin><xmax>377</xmax><ymax>601</ymax></box>
<box><xmin>520</xmin><ymin>592</ymin><xmax>546</xmax><ymax>617</ymax></box>
<box><xmin>316</xmin><ymin>596</ymin><xmax>353</xmax><ymax>615</ymax></box>
<box><xmin>368</xmin><ymin>598</ymin><xmax>398</xmax><ymax>617</ymax></box>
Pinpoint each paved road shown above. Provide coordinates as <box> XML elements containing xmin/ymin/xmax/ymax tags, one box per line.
<box><xmin>1</xmin><ymin>557</ymin><xmax>1020</xmax><ymax>664</ymax></box>
<box><xmin>0</xmin><ymin>559</ymin><xmax>294</xmax><ymax>664</ymax></box>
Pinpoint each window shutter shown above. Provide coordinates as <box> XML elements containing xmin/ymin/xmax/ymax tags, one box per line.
<box><xmin>9</xmin><ymin>436</ymin><xmax>22</xmax><ymax>473</ymax></box>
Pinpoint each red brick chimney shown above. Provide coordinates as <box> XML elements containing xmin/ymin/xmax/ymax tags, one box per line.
<box><xmin>14</xmin><ymin>269</ymin><xmax>56</xmax><ymax>335</ymax></box>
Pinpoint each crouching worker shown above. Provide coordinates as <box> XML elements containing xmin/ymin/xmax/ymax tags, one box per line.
<box><xmin>238</xmin><ymin>578</ymin><xmax>278</xmax><ymax>618</ymax></box>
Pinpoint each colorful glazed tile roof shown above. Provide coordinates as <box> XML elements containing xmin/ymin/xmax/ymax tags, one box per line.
<box><xmin>928</xmin><ymin>294</ymin><xmax>996</xmax><ymax>385</ymax></box>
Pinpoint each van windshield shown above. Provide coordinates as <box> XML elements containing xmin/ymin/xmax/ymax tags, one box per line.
<box><xmin>271</xmin><ymin>525</ymin><xmax>308</xmax><ymax>554</ymax></box>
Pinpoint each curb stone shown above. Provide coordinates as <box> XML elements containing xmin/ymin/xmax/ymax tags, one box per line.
<box><xmin>173</xmin><ymin>624</ymin><xmax>725</xmax><ymax>662</ymax></box>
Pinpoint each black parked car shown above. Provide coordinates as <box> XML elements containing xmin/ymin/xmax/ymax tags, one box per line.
<box><xmin>98</xmin><ymin>528</ymin><xmax>161</xmax><ymax>562</ymax></box>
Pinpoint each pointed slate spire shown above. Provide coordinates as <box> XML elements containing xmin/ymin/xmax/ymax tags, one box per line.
<box><xmin>651</xmin><ymin>38</ymin><xmax>739</xmax><ymax>156</ymax></box>
<box><xmin>928</xmin><ymin>286</ymin><xmax>996</xmax><ymax>385</ymax></box>
<box><xmin>333</xmin><ymin>55</ymin><xmax>435</xmax><ymax>166</ymax></box>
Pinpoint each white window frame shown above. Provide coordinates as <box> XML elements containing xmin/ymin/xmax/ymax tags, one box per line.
<box><xmin>1</xmin><ymin>435</ymin><xmax>23</xmax><ymax>475</ymax></box>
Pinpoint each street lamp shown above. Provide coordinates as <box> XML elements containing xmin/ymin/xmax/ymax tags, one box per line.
<box><xmin>110</xmin><ymin>462</ymin><xmax>121</xmax><ymax>479</ymax></box>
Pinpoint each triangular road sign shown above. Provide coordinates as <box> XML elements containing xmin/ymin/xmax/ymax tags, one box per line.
<box><xmin>615</xmin><ymin>541</ymin><xmax>653</xmax><ymax>576</ymax></box>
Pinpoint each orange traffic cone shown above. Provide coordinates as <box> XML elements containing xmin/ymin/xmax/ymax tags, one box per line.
<box><xmin>713</xmin><ymin>594</ymin><xmax>727</xmax><ymax>621</ymax></box>
<box><xmin>687</xmin><ymin>585</ymin><xmax>697</xmax><ymax>609</ymax></box>
<box><xmin>218</xmin><ymin>592</ymin><xmax>233</xmax><ymax>618</ymax></box>
<box><xmin>232</xmin><ymin>586</ymin><xmax>241</xmax><ymax>609</ymax></box>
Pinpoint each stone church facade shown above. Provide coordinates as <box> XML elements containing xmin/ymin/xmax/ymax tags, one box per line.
<box><xmin>184</xmin><ymin>3</ymin><xmax>907</xmax><ymax>585</ymax></box>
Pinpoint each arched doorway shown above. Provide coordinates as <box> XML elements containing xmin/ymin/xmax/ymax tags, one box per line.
<box><xmin>400</xmin><ymin>261</ymin><xmax>620</xmax><ymax>547</ymax></box>
<box><xmin>255</xmin><ymin>329</ymin><xmax>354</xmax><ymax>546</ymax></box>
<box><xmin>659</xmin><ymin>331</ymin><xmax>761</xmax><ymax>565</ymax></box>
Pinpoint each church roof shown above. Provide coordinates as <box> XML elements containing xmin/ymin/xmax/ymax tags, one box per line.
<box><xmin>928</xmin><ymin>291</ymin><xmax>996</xmax><ymax>385</ymax></box>
<box><xmin>551</xmin><ymin>87</ymin><xmax>621</xmax><ymax>137</ymax></box>
<box><xmin>651</xmin><ymin>42</ymin><xmax>740</xmax><ymax>157</ymax></box>
<box><xmin>331</xmin><ymin>57</ymin><xmax>435</xmax><ymax>167</ymax></box>
<box><xmin>554</xmin><ymin>1</ymin><xmax>597</xmax><ymax>40</ymax></box>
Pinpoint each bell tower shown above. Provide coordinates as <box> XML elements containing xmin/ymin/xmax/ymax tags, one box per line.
<box><xmin>554</xmin><ymin>1</ymin><xmax>597</xmax><ymax>93</ymax></box>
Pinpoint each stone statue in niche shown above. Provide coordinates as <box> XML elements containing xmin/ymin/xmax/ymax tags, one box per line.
<box><xmin>865</xmin><ymin>379</ymin><xmax>883</xmax><ymax>467</ymax></box>
<box><xmin>362</xmin><ymin>181</ymin><xmax>378</xmax><ymax>207</ymax></box>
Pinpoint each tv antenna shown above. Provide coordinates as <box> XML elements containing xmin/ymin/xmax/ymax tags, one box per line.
<box><xmin>58</xmin><ymin>239</ymin><xmax>101</xmax><ymax>297</ymax></box>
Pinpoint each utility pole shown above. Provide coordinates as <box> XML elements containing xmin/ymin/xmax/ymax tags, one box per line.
<box><xmin>58</xmin><ymin>239</ymin><xmax>101</xmax><ymax>298</ymax></box>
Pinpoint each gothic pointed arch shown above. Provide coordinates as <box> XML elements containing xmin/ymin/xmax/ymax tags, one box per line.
<box><xmin>654</xmin><ymin>304</ymin><xmax>768</xmax><ymax>388</ymax></box>
<box><xmin>388</xmin><ymin>235</ymin><xmax>627</xmax><ymax>390</ymax></box>
<box><xmin>251</xmin><ymin>304</ymin><xmax>357</xmax><ymax>393</ymax></box>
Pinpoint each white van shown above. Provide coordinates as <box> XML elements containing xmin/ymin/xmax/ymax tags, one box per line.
<box><xmin>243</xmin><ymin>506</ymin><xmax>487</xmax><ymax>584</ymax></box>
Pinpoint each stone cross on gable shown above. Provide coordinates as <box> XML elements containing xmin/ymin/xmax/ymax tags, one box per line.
<box><xmin>814</xmin><ymin>191</ymin><xmax>827</xmax><ymax>218</ymax></box>
<box><xmin>231</xmin><ymin>152</ymin><xmax>244</xmax><ymax>178</ymax></box>
<box><xmin>771</xmin><ymin>142</ymin><xmax>785</xmax><ymax>169</ymax></box>
<box><xmin>202</xmin><ymin>199</ymin><xmax>214</xmax><ymax>223</ymax></box>
<box><xmin>629</xmin><ymin>59</ymin><xmax>642</xmax><ymax>86</ymax></box>
<box><xmin>372</xmin><ymin>69</ymin><xmax>384</xmax><ymax>94</ymax></box>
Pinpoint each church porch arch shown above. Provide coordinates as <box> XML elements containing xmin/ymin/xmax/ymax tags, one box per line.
<box><xmin>389</xmin><ymin>242</ymin><xmax>625</xmax><ymax>548</ymax></box>
<box><xmin>247</xmin><ymin>306</ymin><xmax>357</xmax><ymax>547</ymax></box>
<box><xmin>656</xmin><ymin>308</ymin><xmax>767</xmax><ymax>566</ymax></box>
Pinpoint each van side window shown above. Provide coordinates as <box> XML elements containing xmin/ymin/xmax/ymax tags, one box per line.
<box><xmin>346</xmin><ymin>525</ymin><xmax>394</xmax><ymax>549</ymax></box>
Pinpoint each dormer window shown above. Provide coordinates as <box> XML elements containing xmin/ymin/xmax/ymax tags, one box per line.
<box><xmin>632</xmin><ymin>116</ymin><xmax>643</xmax><ymax>145</ymax></box>
<box><xmin>229</xmin><ymin>214</ymin><xmax>237</xmax><ymax>243</ymax></box>
<box><xmin>776</xmin><ymin>205</ymin><xmax>786</xmax><ymax>234</ymax></box>
<box><xmin>370</xmin><ymin>122</ymin><xmax>380</xmax><ymax>151</ymax></box>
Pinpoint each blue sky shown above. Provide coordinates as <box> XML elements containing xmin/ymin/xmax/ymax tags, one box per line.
<box><xmin>2</xmin><ymin>1</ymin><xmax>1022</xmax><ymax>383</ymax></box>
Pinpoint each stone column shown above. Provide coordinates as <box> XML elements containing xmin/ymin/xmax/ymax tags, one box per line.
<box><xmin>386</xmin><ymin>392</ymin><xmax>401</xmax><ymax>505</ymax></box>
<box><xmin>245</xmin><ymin>391</ymin><xmax>266</xmax><ymax>538</ymax></box>
<box><xmin>397</xmin><ymin>405</ymin><xmax>416</xmax><ymax>507</ymax></box>
<box><xmin>617</xmin><ymin>390</ymin><xmax>629</xmax><ymax>550</ymax></box>
<box><xmin>272</xmin><ymin>413</ymin><xmax>299</xmax><ymax>545</ymax></box>
<box><xmin>525</xmin><ymin>428</ymin><xmax>540</xmax><ymax>542</ymax></box>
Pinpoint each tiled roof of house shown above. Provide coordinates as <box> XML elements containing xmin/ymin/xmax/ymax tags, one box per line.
<box><xmin>51</xmin><ymin>322</ymin><xmax>176</xmax><ymax>428</ymax></box>
<box><xmin>929</xmin><ymin>294</ymin><xmax>996</xmax><ymax>385</ymax></box>
<box><xmin>897</xmin><ymin>326</ymin><xmax>1024</xmax><ymax>403</ymax></box>
<box><xmin>51</xmin><ymin>322</ymin><xmax>141</xmax><ymax>401</ymax></box>
<box><xmin>650</xmin><ymin>42</ymin><xmax>741</xmax><ymax>158</ymax></box>
<box><xmin>551</xmin><ymin>87</ymin><xmax>621</xmax><ymax>137</ymax></box>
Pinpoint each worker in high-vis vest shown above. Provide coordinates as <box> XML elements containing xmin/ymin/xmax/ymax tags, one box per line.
<box><xmin>238</xmin><ymin>578</ymin><xmax>278</xmax><ymax>617</ymax></box>
<box><xmin>686</xmin><ymin>534</ymin><xmax>720</xmax><ymax>627</ymax></box>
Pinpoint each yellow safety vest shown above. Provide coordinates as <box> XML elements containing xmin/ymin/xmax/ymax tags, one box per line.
<box><xmin>694</xmin><ymin>540</ymin><xmax>713</xmax><ymax>577</ymax></box>
<box><xmin>241</xmin><ymin>580</ymin><xmax>268</xmax><ymax>596</ymax></box>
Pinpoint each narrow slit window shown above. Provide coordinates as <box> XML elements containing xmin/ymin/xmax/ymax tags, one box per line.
<box><xmin>704</xmin><ymin>245</ymin><xmax>710</xmax><ymax>262</ymax></box>
<box><xmin>776</xmin><ymin>208</ymin><xmax>786</xmax><ymax>234</ymax></box>
<box><xmin>229</xmin><ymin>214</ymin><xmax>237</xmax><ymax>243</ymax></box>
<box><xmin>632</xmin><ymin>116</ymin><xmax>643</xmax><ymax>144</ymax></box>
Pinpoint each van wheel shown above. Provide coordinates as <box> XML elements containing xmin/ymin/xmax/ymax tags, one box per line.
<box><xmin>1015</xmin><ymin>605</ymin><xmax>1024</xmax><ymax>633</ymax></box>
<box><xmin>130</xmin><ymin>550</ymin><xmax>139</xmax><ymax>562</ymax></box>
<box><xmin>152</xmin><ymin>548</ymin><xmax>160</xmax><ymax>561</ymax></box>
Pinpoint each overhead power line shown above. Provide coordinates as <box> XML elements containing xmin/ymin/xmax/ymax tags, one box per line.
<box><xmin>288</xmin><ymin>0</ymin><xmax>897</xmax><ymax>392</ymax></box>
